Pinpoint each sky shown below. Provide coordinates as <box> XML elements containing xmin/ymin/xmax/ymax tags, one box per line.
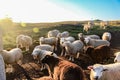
<box><xmin>0</xmin><ymin>0</ymin><xmax>120</xmax><ymax>22</ymax></box>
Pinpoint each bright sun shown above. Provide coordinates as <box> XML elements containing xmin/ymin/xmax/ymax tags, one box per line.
<box><xmin>0</xmin><ymin>0</ymin><xmax>92</xmax><ymax>22</ymax></box>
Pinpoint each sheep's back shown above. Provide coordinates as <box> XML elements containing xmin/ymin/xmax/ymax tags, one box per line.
<box><xmin>56</xmin><ymin>60</ymin><xmax>85</xmax><ymax>80</ymax></box>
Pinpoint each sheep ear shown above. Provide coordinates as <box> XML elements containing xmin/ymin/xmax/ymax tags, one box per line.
<box><xmin>87</xmin><ymin>66</ymin><xmax>93</xmax><ymax>70</ymax></box>
<box><xmin>103</xmin><ymin>69</ymin><xmax>108</xmax><ymax>71</ymax></box>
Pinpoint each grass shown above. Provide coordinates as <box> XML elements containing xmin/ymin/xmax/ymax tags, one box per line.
<box><xmin>1</xmin><ymin>21</ymin><xmax>120</xmax><ymax>49</ymax></box>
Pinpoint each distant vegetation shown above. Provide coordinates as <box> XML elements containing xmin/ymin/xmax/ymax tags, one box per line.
<box><xmin>0</xmin><ymin>17</ymin><xmax>120</xmax><ymax>49</ymax></box>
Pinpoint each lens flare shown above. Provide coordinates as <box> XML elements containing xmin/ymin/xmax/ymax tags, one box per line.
<box><xmin>33</xmin><ymin>27</ymin><xmax>39</xmax><ymax>33</ymax></box>
<box><xmin>21</xmin><ymin>22</ymin><xmax>26</xmax><ymax>27</ymax></box>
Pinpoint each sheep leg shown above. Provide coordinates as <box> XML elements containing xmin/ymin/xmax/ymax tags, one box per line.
<box><xmin>17</xmin><ymin>60</ymin><xmax>23</xmax><ymax>65</ymax></box>
<box><xmin>71</xmin><ymin>57</ymin><xmax>74</xmax><ymax>62</ymax></box>
<box><xmin>6</xmin><ymin>64</ymin><xmax>14</xmax><ymax>73</ymax></box>
<box><xmin>61</xmin><ymin>52</ymin><xmax>63</xmax><ymax>56</ymax></box>
<box><xmin>76</xmin><ymin>52</ymin><xmax>80</xmax><ymax>58</ymax></box>
<box><xmin>40</xmin><ymin>63</ymin><xmax>46</xmax><ymax>71</ymax></box>
<box><xmin>61</xmin><ymin>47</ymin><xmax>65</xmax><ymax>56</ymax></box>
<box><xmin>26</xmin><ymin>46</ymin><xmax>29</xmax><ymax>51</ymax></box>
<box><xmin>53</xmin><ymin>45</ymin><xmax>56</xmax><ymax>53</ymax></box>
<box><xmin>68</xmin><ymin>56</ymin><xmax>72</xmax><ymax>61</ymax></box>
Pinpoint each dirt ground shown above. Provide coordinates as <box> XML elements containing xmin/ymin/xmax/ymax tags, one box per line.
<box><xmin>6</xmin><ymin>31</ymin><xmax>120</xmax><ymax>80</ymax></box>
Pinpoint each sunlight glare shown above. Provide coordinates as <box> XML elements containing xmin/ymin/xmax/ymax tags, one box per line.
<box><xmin>33</xmin><ymin>27</ymin><xmax>39</xmax><ymax>33</ymax></box>
<box><xmin>20</xmin><ymin>22</ymin><xmax>26</xmax><ymax>27</ymax></box>
<box><xmin>0</xmin><ymin>0</ymin><xmax>94</xmax><ymax>22</ymax></box>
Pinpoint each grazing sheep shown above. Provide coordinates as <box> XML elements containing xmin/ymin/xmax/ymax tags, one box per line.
<box><xmin>60</xmin><ymin>36</ymin><xmax>75</xmax><ymax>46</ymax></box>
<box><xmin>34</xmin><ymin>44</ymin><xmax>53</xmax><ymax>52</ymax></box>
<box><xmin>1</xmin><ymin>48</ymin><xmax>23</xmax><ymax>64</ymax></box>
<box><xmin>39</xmin><ymin>37</ymin><xmax>57</xmax><ymax>46</ymax></box>
<box><xmin>32</xmin><ymin>49</ymin><xmax>57</xmax><ymax>61</ymax></box>
<box><xmin>78</xmin><ymin>33</ymin><xmax>100</xmax><ymax>40</ymax></box>
<box><xmin>32</xmin><ymin>44</ymin><xmax>54</xmax><ymax>64</ymax></box>
<box><xmin>0</xmin><ymin>54</ymin><xmax>6</xmax><ymax>80</ymax></box>
<box><xmin>61</xmin><ymin>40</ymin><xmax>84</xmax><ymax>61</ymax></box>
<box><xmin>0</xmin><ymin>48</ymin><xmax>23</xmax><ymax>72</ymax></box>
<box><xmin>48</xmin><ymin>29</ymin><xmax>60</xmax><ymax>38</ymax></box>
<box><xmin>100</xmin><ymin>21</ymin><xmax>108</xmax><ymax>29</ymax></box>
<box><xmin>102</xmin><ymin>32</ymin><xmax>111</xmax><ymax>41</ymax></box>
<box><xmin>32</xmin><ymin>49</ymin><xmax>57</xmax><ymax>70</ymax></box>
<box><xmin>39</xmin><ymin>37</ymin><xmax>57</xmax><ymax>52</ymax></box>
<box><xmin>114</xmin><ymin>52</ymin><xmax>120</xmax><ymax>62</ymax></box>
<box><xmin>88</xmin><ymin>63</ymin><xmax>120</xmax><ymax>80</ymax></box>
<box><xmin>40</xmin><ymin>51</ymin><xmax>86</xmax><ymax>80</ymax></box>
<box><xmin>83</xmin><ymin>21</ymin><xmax>94</xmax><ymax>33</ymax></box>
<box><xmin>85</xmin><ymin>45</ymin><xmax>112</xmax><ymax>63</ymax></box>
<box><xmin>84</xmin><ymin>37</ymin><xmax>110</xmax><ymax>47</ymax></box>
<box><xmin>57</xmin><ymin>31</ymin><xmax>69</xmax><ymax>38</ymax></box>
<box><xmin>16</xmin><ymin>34</ymin><xmax>32</xmax><ymax>51</ymax></box>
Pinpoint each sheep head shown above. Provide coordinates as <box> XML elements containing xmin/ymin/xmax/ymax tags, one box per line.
<box><xmin>41</xmin><ymin>53</ymin><xmax>58</xmax><ymax>65</ymax></box>
<box><xmin>88</xmin><ymin>64</ymin><xmax>108</xmax><ymax>80</ymax></box>
<box><xmin>84</xmin><ymin>37</ymin><xmax>91</xmax><ymax>45</ymax></box>
<box><xmin>114</xmin><ymin>52</ymin><xmax>120</xmax><ymax>63</ymax></box>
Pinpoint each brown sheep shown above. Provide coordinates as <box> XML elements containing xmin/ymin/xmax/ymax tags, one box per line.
<box><xmin>85</xmin><ymin>45</ymin><xmax>113</xmax><ymax>63</ymax></box>
<box><xmin>41</xmin><ymin>54</ymin><xmax>86</xmax><ymax>80</ymax></box>
<box><xmin>34</xmin><ymin>64</ymin><xmax>53</xmax><ymax>80</ymax></box>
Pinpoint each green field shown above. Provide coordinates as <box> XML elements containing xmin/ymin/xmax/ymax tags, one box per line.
<box><xmin>1</xmin><ymin>19</ymin><xmax>120</xmax><ymax>50</ymax></box>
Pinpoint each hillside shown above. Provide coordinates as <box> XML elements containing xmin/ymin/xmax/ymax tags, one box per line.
<box><xmin>0</xmin><ymin>20</ymin><xmax>120</xmax><ymax>49</ymax></box>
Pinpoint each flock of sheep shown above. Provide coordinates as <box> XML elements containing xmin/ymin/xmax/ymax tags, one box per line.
<box><xmin>83</xmin><ymin>21</ymin><xmax>109</xmax><ymax>33</ymax></box>
<box><xmin>0</xmin><ymin>21</ymin><xmax>120</xmax><ymax>80</ymax></box>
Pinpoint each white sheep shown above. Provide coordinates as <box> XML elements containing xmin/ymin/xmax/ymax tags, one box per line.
<box><xmin>62</xmin><ymin>40</ymin><xmax>84</xmax><ymax>61</ymax></box>
<box><xmin>114</xmin><ymin>52</ymin><xmax>120</xmax><ymax>62</ymax></box>
<box><xmin>84</xmin><ymin>37</ymin><xmax>110</xmax><ymax>47</ymax></box>
<box><xmin>100</xmin><ymin>21</ymin><xmax>108</xmax><ymax>29</ymax></box>
<box><xmin>0</xmin><ymin>54</ymin><xmax>6</xmax><ymax>80</ymax></box>
<box><xmin>83</xmin><ymin>21</ymin><xmax>94</xmax><ymax>33</ymax></box>
<box><xmin>1</xmin><ymin>48</ymin><xmax>23</xmax><ymax>72</ymax></box>
<box><xmin>16</xmin><ymin>34</ymin><xmax>32</xmax><ymax>51</ymax></box>
<box><xmin>88</xmin><ymin>63</ymin><xmax>120</xmax><ymax>80</ymax></box>
<box><xmin>32</xmin><ymin>49</ymin><xmax>58</xmax><ymax>70</ymax></box>
<box><xmin>57</xmin><ymin>31</ymin><xmax>69</xmax><ymax>38</ymax></box>
<box><xmin>48</xmin><ymin>29</ymin><xmax>60</xmax><ymax>38</ymax></box>
<box><xmin>34</xmin><ymin>44</ymin><xmax>53</xmax><ymax>52</ymax></box>
<box><xmin>102</xmin><ymin>32</ymin><xmax>111</xmax><ymax>41</ymax></box>
<box><xmin>60</xmin><ymin>36</ymin><xmax>75</xmax><ymax>46</ymax></box>
<box><xmin>78</xmin><ymin>33</ymin><xmax>100</xmax><ymax>40</ymax></box>
<box><xmin>39</xmin><ymin>37</ymin><xmax>57</xmax><ymax>46</ymax></box>
<box><xmin>32</xmin><ymin>49</ymin><xmax>57</xmax><ymax>61</ymax></box>
<box><xmin>32</xmin><ymin>44</ymin><xmax>53</xmax><ymax>60</ymax></box>
<box><xmin>39</xmin><ymin>37</ymin><xmax>57</xmax><ymax>51</ymax></box>
<box><xmin>1</xmin><ymin>48</ymin><xmax>23</xmax><ymax>64</ymax></box>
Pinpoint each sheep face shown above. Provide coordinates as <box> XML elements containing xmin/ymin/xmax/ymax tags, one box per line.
<box><xmin>39</xmin><ymin>37</ymin><xmax>45</xmax><ymax>42</ymax></box>
<box><xmin>88</xmin><ymin>65</ymin><xmax>108</xmax><ymax>80</ymax></box>
<box><xmin>114</xmin><ymin>52</ymin><xmax>120</xmax><ymax>62</ymax></box>
<box><xmin>32</xmin><ymin>49</ymin><xmax>41</xmax><ymax>59</ymax></box>
<box><xmin>41</xmin><ymin>54</ymin><xmax>58</xmax><ymax>64</ymax></box>
<box><xmin>62</xmin><ymin>41</ymin><xmax>71</xmax><ymax>47</ymax></box>
<box><xmin>84</xmin><ymin>37</ymin><xmax>90</xmax><ymax>44</ymax></box>
<box><xmin>41</xmin><ymin>55</ymin><xmax>51</xmax><ymax>64</ymax></box>
<box><xmin>60</xmin><ymin>38</ymin><xmax>66</xmax><ymax>45</ymax></box>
